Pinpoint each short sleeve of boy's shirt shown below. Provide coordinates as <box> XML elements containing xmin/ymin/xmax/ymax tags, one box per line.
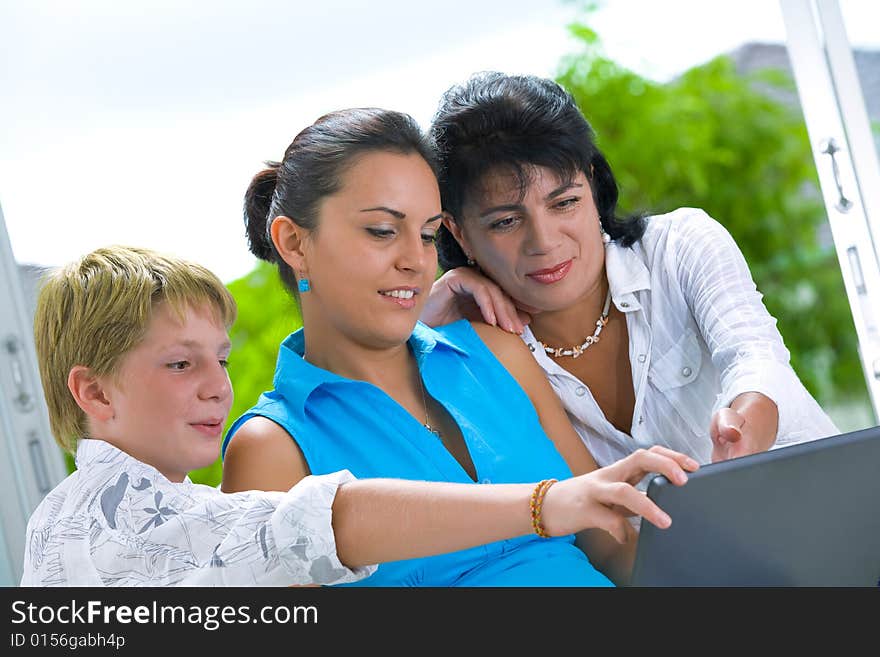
<box><xmin>20</xmin><ymin>439</ymin><xmax>376</xmax><ymax>587</ymax></box>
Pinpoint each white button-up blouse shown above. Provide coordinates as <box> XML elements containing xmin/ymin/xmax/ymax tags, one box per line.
<box><xmin>21</xmin><ymin>439</ymin><xmax>375</xmax><ymax>586</ymax></box>
<box><xmin>521</xmin><ymin>207</ymin><xmax>839</xmax><ymax>468</ymax></box>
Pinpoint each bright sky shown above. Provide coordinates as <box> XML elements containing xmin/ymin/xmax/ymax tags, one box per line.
<box><xmin>1</xmin><ymin>0</ymin><xmax>878</xmax><ymax>283</ymax></box>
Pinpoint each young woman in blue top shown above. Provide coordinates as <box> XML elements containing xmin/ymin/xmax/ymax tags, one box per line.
<box><xmin>220</xmin><ymin>108</ymin><xmax>697</xmax><ymax>586</ymax></box>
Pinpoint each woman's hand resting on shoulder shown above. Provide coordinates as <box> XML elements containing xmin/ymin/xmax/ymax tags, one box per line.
<box><xmin>423</xmin><ymin>267</ymin><xmax>531</xmax><ymax>334</ymax></box>
<box><xmin>540</xmin><ymin>446</ymin><xmax>699</xmax><ymax>543</ymax></box>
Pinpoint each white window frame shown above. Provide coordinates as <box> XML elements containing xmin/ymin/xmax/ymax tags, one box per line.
<box><xmin>0</xmin><ymin>203</ymin><xmax>68</xmax><ymax>586</ymax></box>
<box><xmin>781</xmin><ymin>0</ymin><xmax>880</xmax><ymax>421</ymax></box>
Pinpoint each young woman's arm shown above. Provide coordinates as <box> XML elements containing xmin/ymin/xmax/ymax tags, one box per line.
<box><xmin>332</xmin><ymin>448</ymin><xmax>691</xmax><ymax>568</ymax></box>
<box><xmin>220</xmin><ymin>391</ymin><xmax>694</xmax><ymax>577</ymax></box>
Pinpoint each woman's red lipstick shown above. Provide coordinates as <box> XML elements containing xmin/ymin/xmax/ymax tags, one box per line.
<box><xmin>526</xmin><ymin>259</ymin><xmax>573</xmax><ymax>285</ymax></box>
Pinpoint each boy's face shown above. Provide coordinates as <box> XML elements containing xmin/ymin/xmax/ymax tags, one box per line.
<box><xmin>99</xmin><ymin>302</ymin><xmax>233</xmax><ymax>482</ymax></box>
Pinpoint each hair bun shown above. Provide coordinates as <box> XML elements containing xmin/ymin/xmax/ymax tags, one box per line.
<box><xmin>243</xmin><ymin>161</ymin><xmax>281</xmax><ymax>261</ymax></box>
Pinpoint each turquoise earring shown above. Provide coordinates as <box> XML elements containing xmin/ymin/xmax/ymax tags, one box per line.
<box><xmin>298</xmin><ymin>278</ymin><xmax>311</xmax><ymax>293</ymax></box>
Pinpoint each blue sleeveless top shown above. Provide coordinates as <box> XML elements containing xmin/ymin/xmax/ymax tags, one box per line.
<box><xmin>223</xmin><ymin>320</ymin><xmax>612</xmax><ymax>587</ymax></box>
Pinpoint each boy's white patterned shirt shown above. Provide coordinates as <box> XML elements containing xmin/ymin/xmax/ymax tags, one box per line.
<box><xmin>21</xmin><ymin>439</ymin><xmax>375</xmax><ymax>586</ymax></box>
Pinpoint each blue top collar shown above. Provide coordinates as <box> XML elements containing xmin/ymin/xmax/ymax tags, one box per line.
<box><xmin>273</xmin><ymin>320</ymin><xmax>471</xmax><ymax>414</ymax></box>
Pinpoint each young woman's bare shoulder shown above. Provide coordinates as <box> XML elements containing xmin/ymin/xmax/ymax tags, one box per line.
<box><xmin>468</xmin><ymin>324</ymin><xmax>598</xmax><ymax>474</ymax></box>
<box><xmin>468</xmin><ymin>320</ymin><xmax>535</xmax><ymax>369</ymax></box>
<box><xmin>221</xmin><ymin>416</ymin><xmax>309</xmax><ymax>493</ymax></box>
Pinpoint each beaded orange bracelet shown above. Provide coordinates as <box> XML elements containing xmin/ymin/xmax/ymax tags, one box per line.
<box><xmin>529</xmin><ymin>478</ymin><xmax>558</xmax><ymax>538</ymax></box>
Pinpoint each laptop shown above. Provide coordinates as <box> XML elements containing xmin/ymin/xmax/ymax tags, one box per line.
<box><xmin>630</xmin><ymin>426</ymin><xmax>880</xmax><ymax>586</ymax></box>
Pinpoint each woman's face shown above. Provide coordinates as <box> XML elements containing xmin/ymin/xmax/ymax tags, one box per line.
<box><xmin>452</xmin><ymin>165</ymin><xmax>605</xmax><ymax>315</ymax></box>
<box><xmin>298</xmin><ymin>150</ymin><xmax>442</xmax><ymax>349</ymax></box>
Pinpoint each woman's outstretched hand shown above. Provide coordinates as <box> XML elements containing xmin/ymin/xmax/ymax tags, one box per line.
<box><xmin>710</xmin><ymin>392</ymin><xmax>779</xmax><ymax>462</ymax></box>
<box><xmin>541</xmin><ymin>446</ymin><xmax>699</xmax><ymax>543</ymax></box>
<box><xmin>423</xmin><ymin>267</ymin><xmax>530</xmax><ymax>333</ymax></box>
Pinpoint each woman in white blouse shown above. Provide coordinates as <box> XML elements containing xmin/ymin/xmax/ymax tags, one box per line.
<box><xmin>423</xmin><ymin>72</ymin><xmax>838</xmax><ymax>468</ymax></box>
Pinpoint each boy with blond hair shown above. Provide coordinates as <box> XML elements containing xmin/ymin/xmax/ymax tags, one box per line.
<box><xmin>22</xmin><ymin>245</ymin><xmax>693</xmax><ymax>586</ymax></box>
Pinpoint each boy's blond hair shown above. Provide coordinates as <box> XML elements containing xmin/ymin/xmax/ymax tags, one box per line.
<box><xmin>34</xmin><ymin>246</ymin><xmax>237</xmax><ymax>453</ymax></box>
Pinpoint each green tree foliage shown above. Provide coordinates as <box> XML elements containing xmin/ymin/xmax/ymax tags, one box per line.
<box><xmin>556</xmin><ymin>24</ymin><xmax>870</xmax><ymax>417</ymax></box>
<box><xmin>188</xmin><ymin>261</ymin><xmax>301</xmax><ymax>486</ymax></box>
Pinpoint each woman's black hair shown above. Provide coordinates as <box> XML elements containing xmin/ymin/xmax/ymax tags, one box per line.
<box><xmin>429</xmin><ymin>72</ymin><xmax>645</xmax><ymax>270</ymax></box>
<box><xmin>244</xmin><ymin>108</ymin><xmax>438</xmax><ymax>295</ymax></box>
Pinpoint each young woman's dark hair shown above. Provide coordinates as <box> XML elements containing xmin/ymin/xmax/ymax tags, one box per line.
<box><xmin>244</xmin><ymin>108</ymin><xmax>438</xmax><ymax>295</ymax></box>
<box><xmin>429</xmin><ymin>72</ymin><xmax>645</xmax><ymax>270</ymax></box>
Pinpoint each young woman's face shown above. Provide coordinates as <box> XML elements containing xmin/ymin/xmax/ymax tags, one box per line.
<box><xmin>300</xmin><ymin>150</ymin><xmax>442</xmax><ymax>349</ymax></box>
<box><xmin>454</xmin><ymin>166</ymin><xmax>605</xmax><ymax>315</ymax></box>
<box><xmin>98</xmin><ymin>303</ymin><xmax>233</xmax><ymax>482</ymax></box>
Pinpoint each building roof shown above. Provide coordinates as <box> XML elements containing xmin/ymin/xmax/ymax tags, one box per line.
<box><xmin>728</xmin><ymin>41</ymin><xmax>880</xmax><ymax>123</ymax></box>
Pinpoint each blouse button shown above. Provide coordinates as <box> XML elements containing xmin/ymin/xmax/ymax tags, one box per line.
<box><xmin>528</xmin><ymin>343</ymin><xmax>536</xmax><ymax>352</ymax></box>
<box><xmin>481</xmin><ymin>477</ymin><xmax>492</xmax><ymax>484</ymax></box>
<box><xmin>681</xmin><ymin>366</ymin><xmax>693</xmax><ymax>378</ymax></box>
<box><xmin>575</xmin><ymin>386</ymin><xmax>587</xmax><ymax>397</ymax></box>
<box><xmin>637</xmin><ymin>354</ymin><xmax>646</xmax><ymax>363</ymax></box>
<box><xmin>620</xmin><ymin>302</ymin><xmax>630</xmax><ymax>308</ymax></box>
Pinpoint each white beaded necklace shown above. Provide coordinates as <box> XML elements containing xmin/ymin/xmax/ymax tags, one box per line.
<box><xmin>538</xmin><ymin>288</ymin><xmax>612</xmax><ymax>359</ymax></box>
